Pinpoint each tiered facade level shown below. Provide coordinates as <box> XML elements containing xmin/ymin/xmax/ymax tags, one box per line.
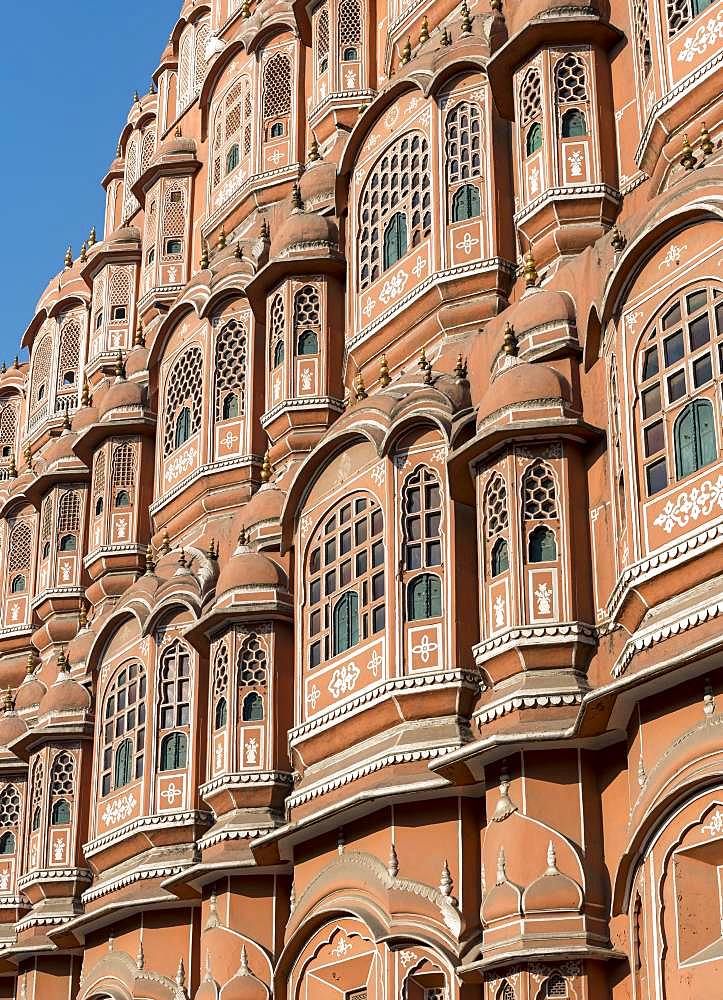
<box><xmin>0</xmin><ymin>0</ymin><xmax>722</xmax><ymax>996</ymax></box>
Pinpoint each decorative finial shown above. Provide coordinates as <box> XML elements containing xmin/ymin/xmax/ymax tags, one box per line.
<box><xmin>234</xmin><ymin>241</ymin><xmax>243</xmax><ymax>260</ymax></box>
<box><xmin>379</xmin><ymin>354</ymin><xmax>390</xmax><ymax>387</ymax></box>
<box><xmin>496</xmin><ymin>846</ymin><xmax>506</xmax><ymax>885</ymax></box>
<box><xmin>57</xmin><ymin>646</ymin><xmax>68</xmax><ymax>673</ymax></box>
<box><xmin>545</xmin><ymin>840</ymin><xmax>558</xmax><ymax>875</ymax></box>
<box><xmin>337</xmin><ymin>828</ymin><xmax>345</xmax><ymax>855</ymax></box>
<box><xmin>241</xmin><ymin>0</ymin><xmax>251</xmax><ymax>16</ymax></box>
<box><xmin>290</xmin><ymin>183</ymin><xmax>303</xmax><ymax>212</ymax></box>
<box><xmin>502</xmin><ymin>321</ymin><xmax>519</xmax><ymax>357</ymax></box>
<box><xmin>260</xmin><ymin>450</ymin><xmax>272</xmax><ymax>484</ymax></box>
<box><xmin>238</xmin><ymin>524</ymin><xmax>248</xmax><ymax>547</ymax></box>
<box><xmin>160</xmin><ymin>529</ymin><xmax>171</xmax><ymax>555</ymax></box>
<box><xmin>148</xmin><ymin>79</ymin><xmax>157</xmax><ymax>96</ymax></box>
<box><xmin>13</xmin><ymin>356</ymin><xmax>19</xmax><ymax>369</ymax></box>
<box><xmin>388</xmin><ymin>842</ymin><xmax>399</xmax><ymax>878</ymax></box>
<box><xmin>2</xmin><ymin>689</ymin><xmax>13</xmax><ymax>713</ymax></box>
<box><xmin>218</xmin><ymin>228</ymin><xmax>227</xmax><ymax>251</ymax></box>
<box><xmin>440</xmin><ymin>27</ymin><xmax>452</xmax><ymax>45</ymax></box>
<box><xmin>700</xmin><ymin>122</ymin><xmax>714</xmax><ymax>157</ymax></box>
<box><xmin>133</xmin><ymin>90</ymin><xmax>140</xmax><ymax>104</ymax></box>
<box><xmin>1</xmin><ymin>362</ymin><xmax>5</xmax><ymax>374</ymax></box>
<box><xmin>175</xmin><ymin>125</ymin><xmax>183</xmax><ymax>138</ymax></box>
<box><xmin>23</xmin><ymin>441</ymin><xmax>32</xmax><ymax>467</ymax></box>
<box><xmin>455</xmin><ymin>353</ymin><xmax>468</xmax><ymax>382</ymax></box>
<box><xmin>136</xmin><ymin>938</ymin><xmax>145</xmax><ymax>971</ymax></box>
<box><xmin>419</xmin><ymin>16</ymin><xmax>430</xmax><ymax>43</ymax></box>
<box><xmin>460</xmin><ymin>0</ymin><xmax>473</xmax><ymax>33</ymax></box>
<box><xmin>134</xmin><ymin>318</ymin><xmax>145</xmax><ymax>348</ymax></box>
<box><xmin>400</xmin><ymin>37</ymin><xmax>412</xmax><ymax>64</ymax></box>
<box><xmin>611</xmin><ymin>226</ymin><xmax>626</xmax><ymax>252</ymax></box>
<box><xmin>239</xmin><ymin>946</ymin><xmax>249</xmax><ymax>976</ymax></box>
<box><xmin>439</xmin><ymin>859</ymin><xmax>453</xmax><ymax>897</ymax></box>
<box><xmin>176</xmin><ymin>959</ymin><xmax>185</xmax><ymax>989</ymax></box>
<box><xmin>704</xmin><ymin>678</ymin><xmax>716</xmax><ymax>717</ymax></box>
<box><xmin>680</xmin><ymin>133</ymin><xmax>697</xmax><ymax>171</ymax></box>
<box><xmin>208</xmin><ymin>538</ymin><xmax>218</xmax><ymax>560</ymax></box>
<box><xmin>523</xmin><ymin>248</ymin><xmax>539</xmax><ymax>288</ymax></box>
<box><xmin>491</xmin><ymin>0</ymin><xmax>503</xmax><ymax>11</ymax></box>
<box><xmin>177</xmin><ymin>549</ymin><xmax>188</xmax><ymax>570</ymax></box>
<box><xmin>419</xmin><ymin>347</ymin><xmax>432</xmax><ymax>384</ymax></box>
<box><xmin>26</xmin><ymin>651</ymin><xmax>38</xmax><ymax>675</ymax></box>
<box><xmin>80</xmin><ymin>242</ymin><xmax>88</xmax><ymax>263</ymax></box>
<box><xmin>260</xmin><ymin>219</ymin><xmax>271</xmax><ymax>241</ymax></box>
<box><xmin>144</xmin><ymin>543</ymin><xmax>156</xmax><ymax>574</ymax></box>
<box><xmin>354</xmin><ymin>372</ymin><xmax>368</xmax><ymax>400</ymax></box>
<box><xmin>81</xmin><ymin>377</ymin><xmax>90</xmax><ymax>406</ymax></box>
<box><xmin>62</xmin><ymin>406</ymin><xmax>71</xmax><ymax>431</ymax></box>
<box><xmin>308</xmin><ymin>135</ymin><xmax>321</xmax><ymax>162</ymax></box>
<box><xmin>88</xmin><ymin>225</ymin><xmax>97</xmax><ymax>247</ymax></box>
<box><xmin>64</xmin><ymin>246</ymin><xmax>73</xmax><ymax>269</ymax></box>
<box><xmin>205</xmin><ymin>887</ymin><xmax>220</xmax><ymax>929</ymax></box>
<box><xmin>115</xmin><ymin>350</ymin><xmax>126</xmax><ymax>380</ymax></box>
<box><xmin>7</xmin><ymin>452</ymin><xmax>16</xmax><ymax>478</ymax></box>
<box><xmin>78</xmin><ymin>603</ymin><xmax>88</xmax><ymax>630</ymax></box>
<box><xmin>637</xmin><ymin>753</ymin><xmax>646</xmax><ymax>787</ymax></box>
<box><xmin>492</xmin><ymin>762</ymin><xmax>518</xmax><ymax>822</ymax></box>
<box><xmin>200</xmin><ymin>240</ymin><xmax>210</xmax><ymax>269</ymax></box>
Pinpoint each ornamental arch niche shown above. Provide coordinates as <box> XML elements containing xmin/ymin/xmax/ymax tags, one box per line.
<box><xmin>287</xmin><ymin>918</ymin><xmax>384</xmax><ymax>1000</ymax></box>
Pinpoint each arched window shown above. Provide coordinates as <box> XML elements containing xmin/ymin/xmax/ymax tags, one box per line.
<box><xmin>403</xmin><ymin>466</ymin><xmax>442</xmax><ymax>571</ymax></box>
<box><xmin>178</xmin><ymin>19</ymin><xmax>210</xmax><ymax>110</ymax></box>
<box><xmin>561</xmin><ymin>108</ymin><xmax>587</xmax><ymax>137</ymax></box>
<box><xmin>526</xmin><ymin>123</ymin><xmax>543</xmax><ymax>155</ymax></box>
<box><xmin>270</xmin><ymin>123</ymin><xmax>284</xmax><ymax>138</ymax></box>
<box><xmin>491</xmin><ymin>538</ymin><xmax>509</xmax><ymax>576</ymax></box>
<box><xmin>8</xmin><ymin>520</ymin><xmax>32</xmax><ymax>593</ymax></box>
<box><xmin>214</xmin><ymin>318</ymin><xmax>247</xmax><ymax>422</ymax></box>
<box><xmin>164</xmin><ymin>345</ymin><xmax>203</xmax><ymax>457</ymax></box>
<box><xmin>306</xmin><ymin>494</ymin><xmax>385</xmax><ymax>667</ymax></box>
<box><xmin>162</xmin><ymin>184</ymin><xmax>186</xmax><ymax>262</ymax></box>
<box><xmin>339</xmin><ymin>0</ymin><xmax>362</xmax><ymax>62</ymax></box>
<box><xmin>159</xmin><ymin>643</ymin><xmax>191</xmax><ymax>733</ymax></box>
<box><xmin>0</xmin><ymin>399</ymin><xmax>18</xmax><ymax>459</ymax></box>
<box><xmin>452</xmin><ymin>184</ymin><xmax>481</xmax><ymax>222</ymax></box>
<box><xmin>242</xmin><ymin>692</ymin><xmax>264</xmax><ymax>721</ymax></box>
<box><xmin>114</xmin><ymin>738</ymin><xmax>133</xmax><ymax>789</ymax></box>
<box><xmin>636</xmin><ymin>285</ymin><xmax>723</xmax><ymax>496</ymax></box>
<box><xmin>270</xmin><ymin>295</ymin><xmax>285</xmax><ymax>375</ymax></box>
<box><xmin>632</xmin><ymin>0</ymin><xmax>652</xmax><ymax>79</ymax></box>
<box><xmin>59</xmin><ymin>534</ymin><xmax>77</xmax><ymax>552</ymax></box>
<box><xmin>485</xmin><ymin>473</ymin><xmax>509</xmax><ymax>576</ymax></box>
<box><xmin>674</xmin><ymin>399</ymin><xmax>716</xmax><ymax>479</ymax></box>
<box><xmin>29</xmin><ymin>333</ymin><xmax>53</xmax><ymax>425</ymax></box>
<box><xmin>51</xmin><ymin>800</ymin><xmax>71</xmax><ymax>825</ymax></box>
<box><xmin>122</xmin><ymin>131</ymin><xmax>141</xmax><ymax>220</ymax></box>
<box><xmin>160</xmin><ymin>732</ymin><xmax>188</xmax><ymax>771</ymax></box>
<box><xmin>666</xmin><ymin>0</ymin><xmax>712</xmax><ymax>36</ymax></box>
<box><xmin>359</xmin><ymin>131</ymin><xmax>431</xmax><ymax>289</ymax></box>
<box><xmin>56</xmin><ymin>318</ymin><xmax>81</xmax><ymax>411</ymax></box>
<box><xmin>226</xmin><ymin>144</ymin><xmax>240</xmax><ymax>175</ymax></box>
<box><xmin>407</xmin><ymin>573</ymin><xmax>442</xmax><ymax>620</ymax></box>
<box><xmin>0</xmin><ymin>784</ymin><xmax>20</xmax><ymax>857</ymax></box>
<box><xmin>316</xmin><ymin>4</ymin><xmax>330</xmax><ymax>75</ymax></box>
<box><xmin>273</xmin><ymin>341</ymin><xmax>285</xmax><ymax>367</ymax></box>
<box><xmin>544</xmin><ymin>972</ymin><xmax>568</xmax><ymax>998</ymax></box>
<box><xmin>294</xmin><ymin>286</ymin><xmax>321</xmax><ymax>356</ymax></box>
<box><xmin>111</xmin><ymin>441</ymin><xmax>136</xmax><ymax>498</ymax></box>
<box><xmin>333</xmin><ymin>591</ymin><xmax>359</xmax><ymax>655</ymax></box>
<box><xmin>555</xmin><ymin>54</ymin><xmax>588</xmax><ymax>104</ymax></box>
<box><xmin>383</xmin><ymin>212</ymin><xmax>408</xmax><ymax>270</ymax></box>
<box><xmin>101</xmin><ymin>663</ymin><xmax>146</xmax><ymax>796</ymax></box>
<box><xmin>58</xmin><ymin>489</ymin><xmax>81</xmax><ymax>543</ymax></box>
<box><xmin>215</xmin><ymin>697</ymin><xmax>228</xmax><ymax>730</ymax></box>
<box><xmin>0</xmin><ymin>832</ymin><xmax>15</xmax><ymax>855</ymax></box>
<box><xmin>10</xmin><ymin>575</ymin><xmax>26</xmax><ymax>594</ymax></box>
<box><xmin>498</xmin><ymin>982</ymin><xmax>516</xmax><ymax>1000</ymax></box>
<box><xmin>528</xmin><ymin>524</ymin><xmax>557</xmax><ymax>562</ymax></box>
<box><xmin>115</xmin><ymin>490</ymin><xmax>130</xmax><ymax>508</ymax></box>
<box><xmin>213</xmin><ymin>642</ymin><xmax>229</xmax><ymax>731</ymax></box>
<box><xmin>262</xmin><ymin>52</ymin><xmax>292</xmax><ymax>138</ymax></box>
<box><xmin>95</xmin><ymin>497</ymin><xmax>104</xmax><ymax>516</ymax></box>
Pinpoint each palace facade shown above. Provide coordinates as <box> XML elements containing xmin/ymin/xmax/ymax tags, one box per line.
<box><xmin>0</xmin><ymin>0</ymin><xmax>721</xmax><ymax>996</ymax></box>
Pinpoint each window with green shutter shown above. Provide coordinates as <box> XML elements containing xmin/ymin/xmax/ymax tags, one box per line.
<box><xmin>383</xmin><ymin>212</ymin><xmax>407</xmax><ymax>270</ymax></box>
<box><xmin>333</xmin><ymin>591</ymin><xmax>359</xmax><ymax>655</ymax></box>
<box><xmin>674</xmin><ymin>398</ymin><xmax>717</xmax><ymax>479</ymax></box>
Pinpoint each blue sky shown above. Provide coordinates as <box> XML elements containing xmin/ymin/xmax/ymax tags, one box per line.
<box><xmin>0</xmin><ymin>4</ymin><xmax>177</xmax><ymax>361</ymax></box>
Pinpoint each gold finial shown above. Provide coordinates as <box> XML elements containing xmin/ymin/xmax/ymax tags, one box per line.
<box><xmin>218</xmin><ymin>228</ymin><xmax>227</xmax><ymax>251</ymax></box>
<box><xmin>440</xmin><ymin>27</ymin><xmax>452</xmax><ymax>45</ymax></box>
<box><xmin>379</xmin><ymin>354</ymin><xmax>390</xmax><ymax>387</ymax></box>
<box><xmin>133</xmin><ymin>90</ymin><xmax>140</xmax><ymax>104</ymax></box>
<box><xmin>290</xmin><ymin>183</ymin><xmax>303</xmax><ymax>212</ymax></box>
<box><xmin>26</xmin><ymin>651</ymin><xmax>38</xmax><ymax>676</ymax></box>
<box><xmin>1</xmin><ymin>362</ymin><xmax>5</xmax><ymax>374</ymax></box>
<box><xmin>260</xmin><ymin>450</ymin><xmax>272</xmax><ymax>483</ymax></box>
<box><xmin>611</xmin><ymin>226</ymin><xmax>626</xmax><ymax>252</ymax></box>
<box><xmin>57</xmin><ymin>646</ymin><xmax>67</xmax><ymax>672</ymax></box>
<box><xmin>490</xmin><ymin>0</ymin><xmax>503</xmax><ymax>12</ymax></box>
<box><xmin>238</xmin><ymin>524</ymin><xmax>248</xmax><ymax>547</ymax></box>
<box><xmin>13</xmin><ymin>356</ymin><xmax>19</xmax><ymax>369</ymax></box>
<box><xmin>81</xmin><ymin>377</ymin><xmax>90</xmax><ymax>407</ymax></box>
<box><xmin>400</xmin><ymin>37</ymin><xmax>412</xmax><ymax>65</ymax></box>
<box><xmin>308</xmin><ymin>135</ymin><xmax>321</xmax><ymax>162</ymax></box>
<box><xmin>354</xmin><ymin>372</ymin><xmax>368</xmax><ymax>400</ymax></box>
<box><xmin>88</xmin><ymin>225</ymin><xmax>97</xmax><ymax>247</ymax></box>
<box><xmin>175</xmin><ymin>124</ymin><xmax>182</xmax><ymax>138</ymax></box>
<box><xmin>207</xmin><ymin>538</ymin><xmax>218</xmax><ymax>560</ymax></box>
<box><xmin>419</xmin><ymin>347</ymin><xmax>432</xmax><ymax>383</ymax></box>
<box><xmin>134</xmin><ymin>317</ymin><xmax>145</xmax><ymax>348</ymax></box>
<box><xmin>523</xmin><ymin>248</ymin><xmax>539</xmax><ymax>288</ymax></box>
<box><xmin>680</xmin><ymin>133</ymin><xmax>697</xmax><ymax>171</ymax></box>
<box><xmin>260</xmin><ymin>219</ymin><xmax>270</xmax><ymax>240</ymax></box>
<box><xmin>148</xmin><ymin>80</ymin><xmax>157</xmax><ymax>96</ymax></box>
<box><xmin>116</xmin><ymin>141</ymin><xmax>123</xmax><ymax>159</ymax></box>
<box><xmin>2</xmin><ymin>689</ymin><xmax>13</xmax><ymax>713</ymax></box>
<box><xmin>234</xmin><ymin>241</ymin><xmax>243</xmax><ymax>260</ymax></box>
<box><xmin>80</xmin><ymin>242</ymin><xmax>88</xmax><ymax>263</ymax></box>
<box><xmin>455</xmin><ymin>353</ymin><xmax>468</xmax><ymax>382</ymax></box>
<box><xmin>178</xmin><ymin>549</ymin><xmax>188</xmax><ymax>569</ymax></box>
<box><xmin>700</xmin><ymin>122</ymin><xmax>714</xmax><ymax>157</ymax></box>
<box><xmin>460</xmin><ymin>0</ymin><xmax>473</xmax><ymax>33</ymax></box>
<box><xmin>8</xmin><ymin>452</ymin><xmax>16</xmax><ymax>478</ymax></box>
<box><xmin>144</xmin><ymin>543</ymin><xmax>156</xmax><ymax>574</ymax></box>
<box><xmin>64</xmin><ymin>246</ymin><xmax>73</xmax><ymax>269</ymax></box>
<box><xmin>241</xmin><ymin>0</ymin><xmax>251</xmax><ymax>16</ymax></box>
<box><xmin>114</xmin><ymin>350</ymin><xmax>126</xmax><ymax>380</ymax></box>
<box><xmin>62</xmin><ymin>406</ymin><xmax>71</xmax><ymax>431</ymax></box>
<box><xmin>200</xmin><ymin>240</ymin><xmax>210</xmax><ymax>269</ymax></box>
<box><xmin>502</xmin><ymin>321</ymin><xmax>519</xmax><ymax>357</ymax></box>
<box><xmin>23</xmin><ymin>442</ymin><xmax>32</xmax><ymax>467</ymax></box>
<box><xmin>419</xmin><ymin>16</ymin><xmax>430</xmax><ymax>43</ymax></box>
<box><xmin>160</xmin><ymin>529</ymin><xmax>171</xmax><ymax>555</ymax></box>
<box><xmin>79</xmin><ymin>603</ymin><xmax>88</xmax><ymax>629</ymax></box>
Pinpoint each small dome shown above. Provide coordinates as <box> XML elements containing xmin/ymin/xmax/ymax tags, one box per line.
<box><xmin>477</xmin><ymin>360</ymin><xmax>572</xmax><ymax>426</ymax></box>
<box><xmin>271</xmin><ymin>204</ymin><xmax>338</xmax><ymax>258</ymax></box>
<box><xmin>0</xmin><ymin>693</ymin><xmax>27</xmax><ymax>746</ymax></box>
<box><xmin>98</xmin><ymin>377</ymin><xmax>144</xmax><ymax>419</ymax></box>
<box><xmin>239</xmin><ymin>486</ymin><xmax>285</xmax><ymax>530</ymax></box>
<box><xmin>194</xmin><ymin>979</ymin><xmax>218</xmax><ymax>1000</ymax></box>
<box><xmin>219</xmin><ymin>950</ymin><xmax>267</xmax><ymax>1000</ymax></box>
<box><xmin>72</xmin><ymin>402</ymin><xmax>99</xmax><ymax>432</ymax></box>
<box><xmin>15</xmin><ymin>658</ymin><xmax>46</xmax><ymax>712</ymax></box>
<box><xmin>481</xmin><ymin>880</ymin><xmax>522</xmax><ymax>924</ymax></box>
<box><xmin>126</xmin><ymin>345</ymin><xmax>150</xmax><ymax>377</ymax></box>
<box><xmin>512</xmin><ymin>287</ymin><xmax>575</xmax><ymax>336</ymax></box>
<box><xmin>42</xmin><ymin>430</ymin><xmax>77</xmax><ymax>466</ymax></box>
<box><xmin>216</xmin><ymin>544</ymin><xmax>287</xmax><ymax>596</ymax></box>
<box><xmin>39</xmin><ymin>654</ymin><xmax>91</xmax><ymax>716</ymax></box>
<box><xmin>299</xmin><ymin>159</ymin><xmax>336</xmax><ymax>208</ymax></box>
<box><xmin>155</xmin><ymin>133</ymin><xmax>198</xmax><ymax>160</ymax></box>
<box><xmin>107</xmin><ymin>225</ymin><xmax>141</xmax><ymax>247</ymax></box>
<box><xmin>522</xmin><ymin>845</ymin><xmax>583</xmax><ymax>913</ymax></box>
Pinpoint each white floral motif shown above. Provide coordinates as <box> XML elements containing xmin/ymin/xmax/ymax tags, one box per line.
<box><xmin>371</xmin><ymin>462</ymin><xmax>385</xmax><ymax>486</ymax></box>
<box><xmin>529</xmin><ymin>166</ymin><xmax>539</xmax><ymax>194</ymax></box>
<box><xmin>378</xmin><ymin>269</ymin><xmax>409</xmax><ymax>304</ymax></box>
<box><xmin>0</xmin><ymin>870</ymin><xmax>10</xmax><ymax>891</ymax></box>
<box><xmin>384</xmin><ymin>106</ymin><xmax>400</xmax><ymax>129</ymax></box>
<box><xmin>362</xmin><ymin>296</ymin><xmax>376</xmax><ymax>318</ymax></box>
<box><xmin>301</xmin><ymin>368</ymin><xmax>313</xmax><ymax>392</ymax></box>
<box><xmin>168</xmin><ymin>266</ymin><xmax>178</xmax><ymax>284</ymax></box>
<box><xmin>412</xmin><ymin>255</ymin><xmax>427</xmax><ymax>278</ymax></box>
<box><xmin>625</xmin><ymin>310</ymin><xmax>643</xmax><ymax>333</ymax></box>
<box><xmin>102</xmin><ymin>792</ymin><xmax>137</xmax><ymax>827</ymax></box>
<box><xmin>10</xmin><ymin>605</ymin><xmax>19</xmax><ymax>623</ymax></box>
<box><xmin>331</xmin><ymin>935</ymin><xmax>353</xmax><ymax>957</ymax></box>
<box><xmin>328</xmin><ymin>662</ymin><xmax>360</xmax><ymax>698</ymax></box>
<box><xmin>702</xmin><ymin>807</ymin><xmax>723</xmax><ymax>836</ymax></box>
<box><xmin>245</xmin><ymin>738</ymin><xmax>259</xmax><ymax>765</ymax></box>
<box><xmin>160</xmin><ymin>782</ymin><xmax>183</xmax><ymax>806</ymax></box>
<box><xmin>456</xmin><ymin>233</ymin><xmax>480</xmax><ymax>255</ymax></box>
<box><xmin>223</xmin><ymin>430</ymin><xmax>238</xmax><ymax>449</ymax></box>
<box><xmin>411</xmin><ymin>633</ymin><xmax>439</xmax><ymax>664</ymax></box>
<box><xmin>165</xmin><ymin>446</ymin><xmax>198</xmax><ymax>483</ymax></box>
<box><xmin>653</xmin><ymin>475</ymin><xmax>723</xmax><ymax>533</ymax></box>
<box><xmin>300</xmin><ymin>516</ymin><xmax>312</xmax><ymax>539</ymax></box>
<box><xmin>399</xmin><ymin>950</ymin><xmax>418</xmax><ymax>967</ymax></box>
<box><xmin>345</xmin><ymin>70</ymin><xmax>357</xmax><ymax>87</ymax></box>
<box><xmin>215</xmin><ymin>744</ymin><xmax>224</xmax><ymax>771</ymax></box>
<box><xmin>306</xmin><ymin>683</ymin><xmax>321</xmax><ymax>710</ymax></box>
<box><xmin>677</xmin><ymin>12</ymin><xmax>723</xmax><ymax>63</ymax></box>
<box><xmin>367</xmin><ymin>649</ymin><xmax>383</xmax><ymax>676</ymax></box>
<box><xmin>53</xmin><ymin>837</ymin><xmax>66</xmax><ymax>861</ymax></box>
<box><xmin>116</xmin><ymin>518</ymin><xmax>128</xmax><ymax>540</ymax></box>
<box><xmin>658</xmin><ymin>244</ymin><xmax>687</xmax><ymax>269</ymax></box>
<box><xmin>568</xmin><ymin>150</ymin><xmax>583</xmax><ymax>177</ymax></box>
<box><xmin>494</xmin><ymin>595</ymin><xmax>506</xmax><ymax>627</ymax></box>
<box><xmin>535</xmin><ymin>582</ymin><xmax>553</xmax><ymax>615</ymax></box>
<box><xmin>61</xmin><ymin>563</ymin><xmax>71</xmax><ymax>582</ymax></box>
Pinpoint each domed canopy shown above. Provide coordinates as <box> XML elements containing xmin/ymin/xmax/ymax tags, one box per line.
<box><xmin>512</xmin><ymin>287</ymin><xmax>575</xmax><ymax>336</ymax></box>
<box><xmin>299</xmin><ymin>159</ymin><xmax>336</xmax><ymax>207</ymax></box>
<box><xmin>98</xmin><ymin>375</ymin><xmax>144</xmax><ymax>419</ymax></box>
<box><xmin>216</xmin><ymin>544</ymin><xmax>287</xmax><ymax>596</ymax></box>
<box><xmin>106</xmin><ymin>225</ymin><xmax>141</xmax><ymax>247</ymax></box>
<box><xmin>0</xmin><ymin>690</ymin><xmax>26</xmax><ymax>746</ymax></box>
<box><xmin>522</xmin><ymin>843</ymin><xmax>583</xmax><ymax>913</ymax></box>
<box><xmin>219</xmin><ymin>949</ymin><xmax>267</xmax><ymax>1000</ymax></box>
<box><xmin>14</xmin><ymin>657</ymin><xmax>46</xmax><ymax>712</ymax></box>
<box><xmin>126</xmin><ymin>345</ymin><xmax>150</xmax><ymax>377</ymax></box>
<box><xmin>271</xmin><ymin>204</ymin><xmax>338</xmax><ymax>259</ymax></box>
<box><xmin>477</xmin><ymin>360</ymin><xmax>572</xmax><ymax>426</ymax></box>
<box><xmin>38</xmin><ymin>652</ymin><xmax>91</xmax><ymax>716</ymax></box>
<box><xmin>155</xmin><ymin>133</ymin><xmax>197</xmax><ymax>160</ymax></box>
